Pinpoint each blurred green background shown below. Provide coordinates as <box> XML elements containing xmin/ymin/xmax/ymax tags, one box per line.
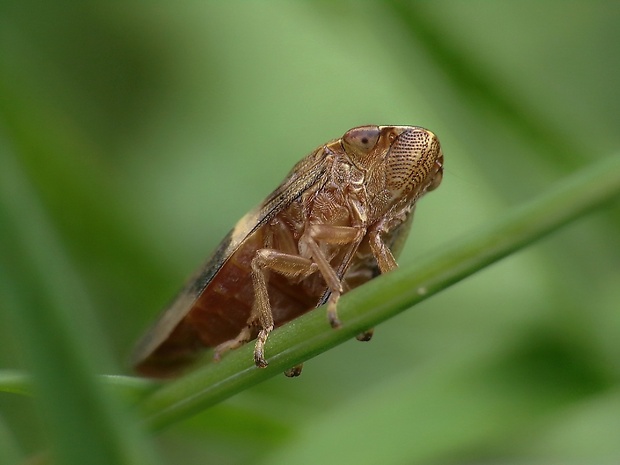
<box><xmin>1</xmin><ymin>1</ymin><xmax>620</xmax><ymax>464</ymax></box>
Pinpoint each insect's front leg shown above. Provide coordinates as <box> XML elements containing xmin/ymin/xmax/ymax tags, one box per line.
<box><xmin>368</xmin><ymin>229</ymin><xmax>398</xmax><ymax>274</ymax></box>
<box><xmin>348</xmin><ymin>228</ymin><xmax>400</xmax><ymax>344</ymax></box>
<box><xmin>303</xmin><ymin>224</ymin><xmax>365</xmax><ymax>327</ymax></box>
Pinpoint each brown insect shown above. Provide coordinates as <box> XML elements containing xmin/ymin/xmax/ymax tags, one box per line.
<box><xmin>133</xmin><ymin>125</ymin><xmax>443</xmax><ymax>378</ymax></box>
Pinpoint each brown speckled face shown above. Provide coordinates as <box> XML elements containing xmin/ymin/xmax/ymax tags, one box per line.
<box><xmin>383</xmin><ymin>127</ymin><xmax>443</xmax><ymax>200</ymax></box>
<box><xmin>133</xmin><ymin>125</ymin><xmax>443</xmax><ymax>378</ymax></box>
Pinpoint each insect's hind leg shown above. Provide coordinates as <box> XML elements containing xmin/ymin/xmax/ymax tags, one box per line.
<box><xmin>213</xmin><ymin>326</ymin><xmax>254</xmax><ymax>361</ymax></box>
<box><xmin>249</xmin><ymin>249</ymin><xmax>318</xmax><ymax>368</ymax></box>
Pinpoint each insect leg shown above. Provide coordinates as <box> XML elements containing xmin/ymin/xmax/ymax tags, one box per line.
<box><xmin>250</xmin><ymin>250</ymin><xmax>318</xmax><ymax>368</ymax></box>
<box><xmin>304</xmin><ymin>224</ymin><xmax>365</xmax><ymax>327</ymax></box>
<box><xmin>368</xmin><ymin>229</ymin><xmax>398</xmax><ymax>273</ymax></box>
<box><xmin>284</xmin><ymin>364</ymin><xmax>304</xmax><ymax>377</ymax></box>
<box><xmin>355</xmin><ymin>329</ymin><xmax>374</xmax><ymax>341</ymax></box>
<box><xmin>213</xmin><ymin>326</ymin><xmax>253</xmax><ymax>362</ymax></box>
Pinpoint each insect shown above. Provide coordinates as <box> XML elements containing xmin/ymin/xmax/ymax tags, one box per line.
<box><xmin>133</xmin><ymin>125</ymin><xmax>443</xmax><ymax>378</ymax></box>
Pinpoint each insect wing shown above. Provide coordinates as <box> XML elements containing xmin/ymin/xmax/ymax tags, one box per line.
<box><xmin>131</xmin><ymin>146</ymin><xmax>329</xmax><ymax>368</ymax></box>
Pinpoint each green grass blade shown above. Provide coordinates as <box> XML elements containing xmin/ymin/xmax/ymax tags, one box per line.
<box><xmin>138</xmin><ymin>153</ymin><xmax>620</xmax><ymax>431</ymax></box>
<box><xmin>0</xmin><ymin>134</ymin><xmax>161</xmax><ymax>465</ymax></box>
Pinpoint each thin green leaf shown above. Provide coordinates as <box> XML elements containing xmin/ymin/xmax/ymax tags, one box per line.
<box><xmin>0</xmin><ymin>133</ymin><xmax>161</xmax><ymax>465</ymax></box>
<box><xmin>0</xmin><ymin>372</ymin><xmax>157</xmax><ymax>401</ymax></box>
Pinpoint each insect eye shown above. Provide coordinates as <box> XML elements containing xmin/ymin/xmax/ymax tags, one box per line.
<box><xmin>427</xmin><ymin>154</ymin><xmax>444</xmax><ymax>192</ymax></box>
<box><xmin>342</xmin><ymin>126</ymin><xmax>380</xmax><ymax>155</ymax></box>
<box><xmin>427</xmin><ymin>167</ymin><xmax>443</xmax><ymax>192</ymax></box>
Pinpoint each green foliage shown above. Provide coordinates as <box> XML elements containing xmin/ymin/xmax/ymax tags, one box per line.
<box><xmin>1</xmin><ymin>1</ymin><xmax>619</xmax><ymax>464</ymax></box>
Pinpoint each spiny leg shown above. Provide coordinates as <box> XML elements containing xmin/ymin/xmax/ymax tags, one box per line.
<box><xmin>251</xmin><ymin>252</ymin><xmax>273</xmax><ymax>368</ymax></box>
<box><xmin>214</xmin><ymin>326</ymin><xmax>253</xmax><ymax>361</ymax></box>
<box><xmin>250</xmin><ymin>249</ymin><xmax>318</xmax><ymax>368</ymax></box>
<box><xmin>348</xmin><ymin>229</ymin><xmax>399</xmax><ymax>342</ymax></box>
<box><xmin>304</xmin><ymin>224</ymin><xmax>365</xmax><ymax>328</ymax></box>
<box><xmin>368</xmin><ymin>229</ymin><xmax>398</xmax><ymax>274</ymax></box>
<box><xmin>326</xmin><ymin>291</ymin><xmax>341</xmax><ymax>328</ymax></box>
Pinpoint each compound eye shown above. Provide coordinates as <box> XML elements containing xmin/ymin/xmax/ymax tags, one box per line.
<box><xmin>427</xmin><ymin>167</ymin><xmax>443</xmax><ymax>192</ymax></box>
<box><xmin>342</xmin><ymin>125</ymin><xmax>380</xmax><ymax>155</ymax></box>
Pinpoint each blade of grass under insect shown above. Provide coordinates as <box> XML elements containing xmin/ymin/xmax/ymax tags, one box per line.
<box><xmin>0</xmin><ymin>133</ymin><xmax>161</xmax><ymax>465</ymax></box>
<box><xmin>138</xmin><ymin>153</ymin><xmax>620</xmax><ymax>431</ymax></box>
